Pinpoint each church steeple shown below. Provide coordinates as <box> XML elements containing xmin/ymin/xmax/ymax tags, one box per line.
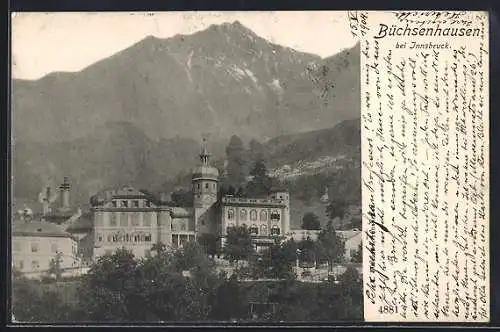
<box><xmin>199</xmin><ymin>138</ymin><xmax>210</xmax><ymax>165</ymax></box>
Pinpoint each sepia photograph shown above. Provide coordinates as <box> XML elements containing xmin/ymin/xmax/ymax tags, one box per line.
<box><xmin>10</xmin><ymin>11</ymin><xmax>363</xmax><ymax>323</ymax></box>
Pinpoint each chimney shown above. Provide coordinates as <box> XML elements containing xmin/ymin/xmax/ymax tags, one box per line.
<box><xmin>42</xmin><ymin>186</ymin><xmax>51</xmax><ymax>215</ymax></box>
<box><xmin>59</xmin><ymin>177</ymin><xmax>71</xmax><ymax>210</ymax></box>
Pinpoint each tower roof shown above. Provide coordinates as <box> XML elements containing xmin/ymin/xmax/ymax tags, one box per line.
<box><xmin>192</xmin><ymin>139</ymin><xmax>219</xmax><ymax>180</ymax></box>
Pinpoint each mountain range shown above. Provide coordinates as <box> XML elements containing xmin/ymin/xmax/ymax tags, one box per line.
<box><xmin>12</xmin><ymin>21</ymin><xmax>360</xmax><ymax>209</ymax></box>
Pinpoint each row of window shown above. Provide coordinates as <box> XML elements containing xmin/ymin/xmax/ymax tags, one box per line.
<box><xmin>226</xmin><ymin>224</ymin><xmax>281</xmax><ymax>236</ymax></box>
<box><xmin>111</xmin><ymin>200</ymin><xmax>152</xmax><ymax>208</ymax></box>
<box><xmin>103</xmin><ymin>249</ymin><xmax>152</xmax><ymax>257</ymax></box>
<box><xmin>14</xmin><ymin>260</ymin><xmax>38</xmax><ymax>270</ymax></box>
<box><xmin>194</xmin><ymin>182</ymin><xmax>217</xmax><ymax>191</ymax></box>
<box><xmin>96</xmin><ymin>232</ymin><xmax>153</xmax><ymax>243</ymax></box>
<box><xmin>13</xmin><ymin>242</ymin><xmax>77</xmax><ymax>256</ymax></box>
<box><xmin>227</xmin><ymin>209</ymin><xmax>281</xmax><ymax>222</ymax></box>
<box><xmin>106</xmin><ymin>212</ymin><xmax>155</xmax><ymax>227</ymax></box>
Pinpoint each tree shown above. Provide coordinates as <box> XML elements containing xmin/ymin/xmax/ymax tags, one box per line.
<box><xmin>301</xmin><ymin>212</ymin><xmax>321</xmax><ymax>230</ymax></box>
<box><xmin>248</xmin><ymin>139</ymin><xmax>266</xmax><ymax>163</ymax></box>
<box><xmin>11</xmin><ymin>273</ymin><xmax>76</xmax><ymax>322</ymax></box>
<box><xmin>297</xmin><ymin>238</ymin><xmax>317</xmax><ymax>265</ymax></box>
<box><xmin>74</xmin><ymin>246</ymin><xmax>221</xmax><ymax>322</ymax></box>
<box><xmin>316</xmin><ymin>221</ymin><xmax>345</xmax><ymax>271</ymax></box>
<box><xmin>76</xmin><ymin>248</ymin><xmax>139</xmax><ymax>322</ymax></box>
<box><xmin>225</xmin><ymin>135</ymin><xmax>247</xmax><ymax>188</ymax></box>
<box><xmin>245</xmin><ymin>159</ymin><xmax>274</xmax><ymax>198</ymax></box>
<box><xmin>47</xmin><ymin>252</ymin><xmax>64</xmax><ymax>281</ymax></box>
<box><xmin>235</xmin><ymin>187</ymin><xmax>245</xmax><ymax>197</ymax></box>
<box><xmin>326</xmin><ymin>199</ymin><xmax>347</xmax><ymax>222</ymax></box>
<box><xmin>222</xmin><ymin>226</ymin><xmax>254</xmax><ymax>264</ymax></box>
<box><xmin>174</xmin><ymin>241</ymin><xmax>207</xmax><ymax>272</ymax></box>
<box><xmin>197</xmin><ymin>233</ymin><xmax>219</xmax><ymax>257</ymax></box>
<box><xmin>210</xmin><ymin>274</ymin><xmax>245</xmax><ymax>320</ymax></box>
<box><xmin>170</xmin><ymin>188</ymin><xmax>193</xmax><ymax>206</ymax></box>
<box><xmin>262</xmin><ymin>241</ymin><xmax>296</xmax><ymax>280</ymax></box>
<box><xmin>351</xmin><ymin>243</ymin><xmax>362</xmax><ymax>263</ymax></box>
<box><xmin>151</xmin><ymin>242</ymin><xmax>167</xmax><ymax>254</ymax></box>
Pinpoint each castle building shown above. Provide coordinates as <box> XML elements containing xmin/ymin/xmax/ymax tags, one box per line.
<box><xmin>91</xmin><ymin>144</ymin><xmax>291</xmax><ymax>260</ymax></box>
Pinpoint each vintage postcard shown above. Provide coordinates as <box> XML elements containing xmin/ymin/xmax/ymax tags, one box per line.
<box><xmin>9</xmin><ymin>11</ymin><xmax>489</xmax><ymax>324</ymax></box>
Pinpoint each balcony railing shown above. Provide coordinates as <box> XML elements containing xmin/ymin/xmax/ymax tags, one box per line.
<box><xmin>221</xmin><ymin>197</ymin><xmax>286</xmax><ymax>205</ymax></box>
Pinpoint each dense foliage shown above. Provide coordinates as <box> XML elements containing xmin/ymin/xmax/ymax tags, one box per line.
<box><xmin>301</xmin><ymin>212</ymin><xmax>321</xmax><ymax>230</ymax></box>
<box><xmin>11</xmin><ymin>240</ymin><xmax>362</xmax><ymax>323</ymax></box>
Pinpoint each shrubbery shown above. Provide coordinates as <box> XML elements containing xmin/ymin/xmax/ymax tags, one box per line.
<box><xmin>11</xmin><ymin>242</ymin><xmax>363</xmax><ymax>323</ymax></box>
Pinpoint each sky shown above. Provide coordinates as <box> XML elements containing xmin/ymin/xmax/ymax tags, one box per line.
<box><xmin>11</xmin><ymin>11</ymin><xmax>358</xmax><ymax>80</ymax></box>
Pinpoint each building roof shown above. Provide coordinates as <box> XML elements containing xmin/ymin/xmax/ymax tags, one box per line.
<box><xmin>90</xmin><ymin>186</ymin><xmax>167</xmax><ymax>207</ymax></box>
<box><xmin>113</xmin><ymin>186</ymin><xmax>147</xmax><ymax>198</ymax></box>
<box><xmin>65</xmin><ymin>213</ymin><xmax>93</xmax><ymax>233</ymax></box>
<box><xmin>170</xmin><ymin>207</ymin><xmax>193</xmax><ymax>218</ymax></box>
<box><xmin>337</xmin><ymin>229</ymin><xmax>361</xmax><ymax>240</ymax></box>
<box><xmin>192</xmin><ymin>165</ymin><xmax>220</xmax><ymax>180</ymax></box>
<box><xmin>13</xmin><ymin>220</ymin><xmax>74</xmax><ymax>239</ymax></box>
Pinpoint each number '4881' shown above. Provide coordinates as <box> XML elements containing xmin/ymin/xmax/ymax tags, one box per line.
<box><xmin>378</xmin><ymin>305</ymin><xmax>398</xmax><ymax>314</ymax></box>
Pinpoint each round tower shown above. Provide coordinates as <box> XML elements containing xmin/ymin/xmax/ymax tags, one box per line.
<box><xmin>192</xmin><ymin>139</ymin><xmax>219</xmax><ymax>234</ymax></box>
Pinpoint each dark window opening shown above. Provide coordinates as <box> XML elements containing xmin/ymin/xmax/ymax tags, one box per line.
<box><xmin>271</xmin><ymin>226</ymin><xmax>281</xmax><ymax>236</ymax></box>
<box><xmin>250</xmin><ymin>225</ymin><xmax>259</xmax><ymax>235</ymax></box>
<box><xmin>270</xmin><ymin>211</ymin><xmax>280</xmax><ymax>220</ymax></box>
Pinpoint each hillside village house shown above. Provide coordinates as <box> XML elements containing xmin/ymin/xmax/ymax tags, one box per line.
<box><xmin>286</xmin><ymin>228</ymin><xmax>362</xmax><ymax>262</ymax></box>
<box><xmin>90</xmin><ymin>143</ymin><xmax>291</xmax><ymax>260</ymax></box>
<box><xmin>12</xmin><ymin>211</ymin><xmax>82</xmax><ymax>279</ymax></box>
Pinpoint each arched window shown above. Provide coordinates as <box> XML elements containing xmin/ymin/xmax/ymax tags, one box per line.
<box><xmin>145</xmin><ymin>233</ymin><xmax>152</xmax><ymax>242</ymax></box>
<box><xmin>260</xmin><ymin>210</ymin><xmax>268</xmax><ymax>221</ymax></box>
<box><xmin>98</xmin><ymin>234</ymin><xmax>103</xmax><ymax>242</ymax></box>
<box><xmin>270</xmin><ymin>210</ymin><xmax>280</xmax><ymax>221</ymax></box>
<box><xmin>227</xmin><ymin>209</ymin><xmax>235</xmax><ymax>220</ymax></box>
<box><xmin>107</xmin><ymin>234</ymin><xmax>112</xmax><ymax>242</ymax></box>
<box><xmin>250</xmin><ymin>210</ymin><xmax>257</xmax><ymax>221</ymax></box>
<box><xmin>260</xmin><ymin>225</ymin><xmax>268</xmax><ymax>236</ymax></box>
<box><xmin>271</xmin><ymin>225</ymin><xmax>281</xmax><ymax>236</ymax></box>
<box><xmin>240</xmin><ymin>209</ymin><xmax>247</xmax><ymax>221</ymax></box>
<box><xmin>249</xmin><ymin>224</ymin><xmax>259</xmax><ymax>235</ymax></box>
<box><xmin>125</xmin><ymin>234</ymin><xmax>130</xmax><ymax>242</ymax></box>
